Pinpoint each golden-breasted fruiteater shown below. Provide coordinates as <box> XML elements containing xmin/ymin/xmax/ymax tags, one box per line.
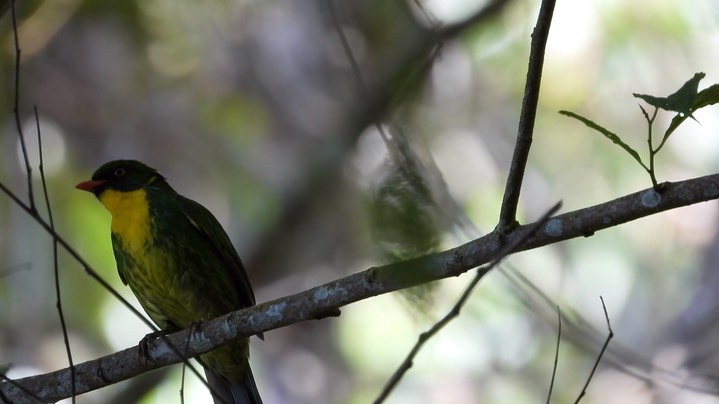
<box><xmin>76</xmin><ymin>159</ymin><xmax>262</xmax><ymax>404</ymax></box>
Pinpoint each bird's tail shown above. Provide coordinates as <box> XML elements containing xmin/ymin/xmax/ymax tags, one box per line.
<box><xmin>205</xmin><ymin>367</ymin><xmax>262</xmax><ymax>404</ymax></box>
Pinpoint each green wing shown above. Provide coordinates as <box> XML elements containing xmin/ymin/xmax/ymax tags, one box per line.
<box><xmin>176</xmin><ymin>196</ymin><xmax>256</xmax><ymax>309</ymax></box>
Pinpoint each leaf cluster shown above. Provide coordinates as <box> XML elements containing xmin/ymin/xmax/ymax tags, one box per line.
<box><xmin>560</xmin><ymin>72</ymin><xmax>719</xmax><ymax>187</ymax></box>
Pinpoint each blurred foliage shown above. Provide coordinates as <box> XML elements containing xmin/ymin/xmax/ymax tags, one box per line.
<box><xmin>0</xmin><ymin>0</ymin><xmax>719</xmax><ymax>403</ymax></box>
<box><xmin>369</xmin><ymin>163</ymin><xmax>439</xmax><ymax>255</ymax></box>
<box><xmin>368</xmin><ymin>132</ymin><xmax>442</xmax><ymax>313</ymax></box>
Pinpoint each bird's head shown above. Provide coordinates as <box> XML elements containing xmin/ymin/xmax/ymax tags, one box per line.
<box><xmin>75</xmin><ymin>160</ymin><xmax>166</xmax><ymax>197</ymax></box>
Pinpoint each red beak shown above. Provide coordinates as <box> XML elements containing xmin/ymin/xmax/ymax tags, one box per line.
<box><xmin>75</xmin><ymin>179</ymin><xmax>106</xmax><ymax>193</ymax></box>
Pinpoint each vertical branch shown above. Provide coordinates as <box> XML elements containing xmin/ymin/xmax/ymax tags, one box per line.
<box><xmin>10</xmin><ymin>0</ymin><xmax>35</xmax><ymax>212</ymax></box>
<box><xmin>645</xmin><ymin>107</ymin><xmax>659</xmax><ymax>188</ymax></box>
<box><xmin>497</xmin><ymin>0</ymin><xmax>556</xmax><ymax>231</ymax></box>
<box><xmin>35</xmin><ymin>107</ymin><xmax>77</xmax><ymax>402</ymax></box>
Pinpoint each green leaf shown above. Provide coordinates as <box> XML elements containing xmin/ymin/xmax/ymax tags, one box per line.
<box><xmin>662</xmin><ymin>84</ymin><xmax>719</xmax><ymax>142</ymax></box>
<box><xmin>559</xmin><ymin>110</ymin><xmax>645</xmax><ymax>166</ymax></box>
<box><xmin>692</xmin><ymin>83</ymin><xmax>719</xmax><ymax>110</ymax></box>
<box><xmin>664</xmin><ymin>114</ymin><xmax>687</xmax><ymax>140</ymax></box>
<box><xmin>633</xmin><ymin>72</ymin><xmax>705</xmax><ymax>119</ymax></box>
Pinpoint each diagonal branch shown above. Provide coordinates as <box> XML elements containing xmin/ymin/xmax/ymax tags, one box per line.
<box><xmin>374</xmin><ymin>203</ymin><xmax>561</xmax><ymax>403</ymax></box>
<box><xmin>574</xmin><ymin>296</ymin><xmax>614</xmax><ymax>403</ymax></box>
<box><xmin>2</xmin><ymin>173</ymin><xmax>719</xmax><ymax>402</ymax></box>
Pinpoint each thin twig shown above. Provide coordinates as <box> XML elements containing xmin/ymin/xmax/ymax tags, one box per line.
<box><xmin>644</xmin><ymin>106</ymin><xmax>660</xmax><ymax>187</ymax></box>
<box><xmin>546</xmin><ymin>305</ymin><xmax>561</xmax><ymax>404</ymax></box>
<box><xmin>180</xmin><ymin>331</ymin><xmax>190</xmax><ymax>404</ymax></box>
<box><xmin>374</xmin><ymin>202</ymin><xmax>562</xmax><ymax>403</ymax></box>
<box><xmin>497</xmin><ymin>0</ymin><xmax>557</xmax><ymax>231</ymax></box>
<box><xmin>574</xmin><ymin>296</ymin><xmax>613</xmax><ymax>404</ymax></box>
<box><xmin>35</xmin><ymin>106</ymin><xmax>77</xmax><ymax>403</ymax></box>
<box><xmin>10</xmin><ymin>0</ymin><xmax>35</xmax><ymax>213</ymax></box>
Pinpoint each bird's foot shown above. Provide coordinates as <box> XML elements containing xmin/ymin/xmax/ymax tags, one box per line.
<box><xmin>138</xmin><ymin>329</ymin><xmax>173</xmax><ymax>360</ymax></box>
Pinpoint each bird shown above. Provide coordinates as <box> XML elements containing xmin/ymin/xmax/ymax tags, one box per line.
<box><xmin>76</xmin><ymin>159</ymin><xmax>262</xmax><ymax>404</ymax></box>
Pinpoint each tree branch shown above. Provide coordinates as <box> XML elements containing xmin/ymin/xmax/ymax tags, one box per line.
<box><xmin>374</xmin><ymin>203</ymin><xmax>561</xmax><ymax>403</ymax></box>
<box><xmin>498</xmin><ymin>0</ymin><xmax>557</xmax><ymax>230</ymax></box>
<box><xmin>2</xmin><ymin>174</ymin><xmax>718</xmax><ymax>402</ymax></box>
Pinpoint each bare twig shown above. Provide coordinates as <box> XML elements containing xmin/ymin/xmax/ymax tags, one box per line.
<box><xmin>643</xmin><ymin>106</ymin><xmax>660</xmax><ymax>187</ymax></box>
<box><xmin>546</xmin><ymin>306</ymin><xmax>561</xmax><ymax>404</ymax></box>
<box><xmin>10</xmin><ymin>0</ymin><xmax>35</xmax><ymax>213</ymax></box>
<box><xmin>374</xmin><ymin>202</ymin><xmax>561</xmax><ymax>403</ymax></box>
<box><xmin>574</xmin><ymin>296</ymin><xmax>613</xmax><ymax>404</ymax></box>
<box><xmin>498</xmin><ymin>0</ymin><xmax>557</xmax><ymax>231</ymax></box>
<box><xmin>179</xmin><ymin>331</ymin><xmax>191</xmax><ymax>404</ymax></box>
<box><xmin>35</xmin><ymin>106</ymin><xmax>77</xmax><ymax>403</ymax></box>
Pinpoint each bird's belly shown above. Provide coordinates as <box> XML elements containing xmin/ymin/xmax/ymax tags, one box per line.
<box><xmin>110</xmin><ymin>205</ymin><xmax>242</xmax><ymax>332</ymax></box>
<box><xmin>117</xmin><ymin>241</ymin><xmax>205</xmax><ymax>329</ymax></box>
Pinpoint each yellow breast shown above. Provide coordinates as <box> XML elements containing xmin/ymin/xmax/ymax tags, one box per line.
<box><xmin>99</xmin><ymin>188</ymin><xmax>152</xmax><ymax>255</ymax></box>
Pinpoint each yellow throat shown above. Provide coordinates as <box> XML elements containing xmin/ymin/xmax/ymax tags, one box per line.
<box><xmin>98</xmin><ymin>188</ymin><xmax>152</xmax><ymax>252</ymax></box>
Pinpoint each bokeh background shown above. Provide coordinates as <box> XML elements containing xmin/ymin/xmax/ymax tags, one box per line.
<box><xmin>1</xmin><ymin>0</ymin><xmax>719</xmax><ymax>403</ymax></box>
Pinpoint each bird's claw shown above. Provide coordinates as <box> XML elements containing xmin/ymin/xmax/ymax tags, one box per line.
<box><xmin>138</xmin><ymin>329</ymin><xmax>171</xmax><ymax>360</ymax></box>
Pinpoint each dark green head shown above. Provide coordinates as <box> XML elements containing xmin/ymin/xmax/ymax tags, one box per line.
<box><xmin>76</xmin><ymin>160</ymin><xmax>167</xmax><ymax>197</ymax></box>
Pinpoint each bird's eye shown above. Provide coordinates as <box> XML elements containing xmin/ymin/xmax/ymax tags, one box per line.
<box><xmin>114</xmin><ymin>168</ymin><xmax>126</xmax><ymax>177</ymax></box>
